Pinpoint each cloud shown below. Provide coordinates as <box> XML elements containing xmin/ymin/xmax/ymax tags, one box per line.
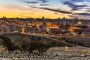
<box><xmin>76</xmin><ymin>13</ymin><xmax>90</xmax><ymax>16</ymax></box>
<box><xmin>39</xmin><ymin>4</ymin><xmax>49</xmax><ymax>6</ymax></box>
<box><xmin>20</xmin><ymin>12</ymin><xmax>33</xmax><ymax>14</ymax></box>
<box><xmin>71</xmin><ymin>0</ymin><xmax>85</xmax><ymax>2</ymax></box>
<box><xmin>4</xmin><ymin>5</ymin><xmax>27</xmax><ymax>10</ymax></box>
<box><xmin>70</xmin><ymin>14</ymin><xmax>90</xmax><ymax>20</ymax></box>
<box><xmin>23</xmin><ymin>0</ymin><xmax>48</xmax><ymax>4</ymax></box>
<box><xmin>63</xmin><ymin>1</ymin><xmax>87</xmax><ymax>10</ymax></box>
<box><xmin>23</xmin><ymin>1</ymin><xmax>38</xmax><ymax>4</ymax></box>
<box><xmin>18</xmin><ymin>15</ymin><xmax>31</xmax><ymax>17</ymax></box>
<box><xmin>19</xmin><ymin>0</ymin><xmax>90</xmax><ymax>19</ymax></box>
<box><xmin>37</xmin><ymin>7</ymin><xmax>72</xmax><ymax>14</ymax></box>
<box><xmin>38</xmin><ymin>0</ymin><xmax>48</xmax><ymax>3</ymax></box>
<box><xmin>22</xmin><ymin>0</ymin><xmax>39</xmax><ymax>4</ymax></box>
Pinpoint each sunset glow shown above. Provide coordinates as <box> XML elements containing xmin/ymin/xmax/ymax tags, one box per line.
<box><xmin>0</xmin><ymin>0</ymin><xmax>89</xmax><ymax>19</ymax></box>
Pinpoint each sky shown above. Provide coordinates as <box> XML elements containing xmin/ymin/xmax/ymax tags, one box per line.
<box><xmin>0</xmin><ymin>0</ymin><xmax>90</xmax><ymax>19</ymax></box>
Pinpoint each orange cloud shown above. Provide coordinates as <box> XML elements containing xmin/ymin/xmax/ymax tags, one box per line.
<box><xmin>0</xmin><ymin>5</ymin><xmax>71</xmax><ymax>18</ymax></box>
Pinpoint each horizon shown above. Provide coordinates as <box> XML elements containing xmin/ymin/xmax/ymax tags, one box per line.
<box><xmin>0</xmin><ymin>17</ymin><xmax>90</xmax><ymax>20</ymax></box>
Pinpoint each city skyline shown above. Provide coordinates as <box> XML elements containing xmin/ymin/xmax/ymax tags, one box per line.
<box><xmin>0</xmin><ymin>0</ymin><xmax>90</xmax><ymax>19</ymax></box>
